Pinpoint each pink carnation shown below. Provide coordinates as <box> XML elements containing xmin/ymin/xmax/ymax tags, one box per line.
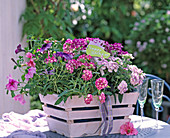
<box><xmin>95</xmin><ymin>77</ymin><xmax>108</xmax><ymax>90</ymax></box>
<box><xmin>120</xmin><ymin>122</ymin><xmax>138</xmax><ymax>135</ymax></box>
<box><xmin>81</xmin><ymin>70</ymin><xmax>93</xmax><ymax>81</ymax></box>
<box><xmin>118</xmin><ymin>80</ymin><xmax>128</xmax><ymax>94</ymax></box>
<box><xmin>84</xmin><ymin>94</ymin><xmax>93</xmax><ymax>104</ymax></box>
<box><xmin>99</xmin><ymin>92</ymin><xmax>106</xmax><ymax>103</ymax></box>
<box><xmin>26</xmin><ymin>59</ymin><xmax>36</xmax><ymax>67</ymax></box>
<box><xmin>13</xmin><ymin>94</ymin><xmax>26</xmax><ymax>105</ymax></box>
<box><xmin>26</xmin><ymin>52</ymin><xmax>33</xmax><ymax>58</ymax></box>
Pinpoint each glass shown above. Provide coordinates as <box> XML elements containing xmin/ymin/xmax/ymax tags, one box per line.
<box><xmin>151</xmin><ymin>79</ymin><xmax>164</xmax><ymax>128</ymax></box>
<box><xmin>137</xmin><ymin>78</ymin><xmax>149</xmax><ymax>123</ymax></box>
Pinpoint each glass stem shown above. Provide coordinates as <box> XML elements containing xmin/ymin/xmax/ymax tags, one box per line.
<box><xmin>141</xmin><ymin>107</ymin><xmax>143</xmax><ymax>122</ymax></box>
<box><xmin>140</xmin><ymin>105</ymin><xmax>144</xmax><ymax>124</ymax></box>
<box><xmin>155</xmin><ymin>108</ymin><xmax>159</xmax><ymax>128</ymax></box>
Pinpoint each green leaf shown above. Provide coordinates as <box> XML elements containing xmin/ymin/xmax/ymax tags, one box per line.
<box><xmin>93</xmin><ymin>72</ymin><xmax>100</xmax><ymax>74</ymax></box>
<box><xmin>11</xmin><ymin>91</ymin><xmax>15</xmax><ymax>98</ymax></box>
<box><xmin>21</xmin><ymin>74</ymin><xmax>25</xmax><ymax>82</ymax></box>
<box><xmin>105</xmin><ymin>91</ymin><xmax>112</xmax><ymax>95</ymax></box>
<box><xmin>118</xmin><ymin>94</ymin><xmax>123</xmax><ymax>103</ymax></box>
<box><xmin>6</xmin><ymin>90</ymin><xmax>9</xmax><ymax>94</ymax></box>
<box><xmin>55</xmin><ymin>97</ymin><xmax>63</xmax><ymax>105</ymax></box>
<box><xmin>58</xmin><ymin>90</ymin><xmax>69</xmax><ymax>97</ymax></box>
<box><xmin>13</xmin><ymin>65</ymin><xmax>17</xmax><ymax>70</ymax></box>
<box><xmin>113</xmin><ymin>92</ymin><xmax>116</xmax><ymax>104</ymax></box>
<box><xmin>64</xmin><ymin>96</ymin><xmax>68</xmax><ymax>103</ymax></box>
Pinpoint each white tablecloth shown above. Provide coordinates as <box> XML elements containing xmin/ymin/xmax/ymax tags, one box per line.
<box><xmin>129</xmin><ymin>115</ymin><xmax>170</xmax><ymax>138</ymax></box>
<box><xmin>0</xmin><ymin>111</ymin><xmax>170</xmax><ymax>138</ymax></box>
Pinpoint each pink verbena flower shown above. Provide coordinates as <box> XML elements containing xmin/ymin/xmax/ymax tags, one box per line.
<box><xmin>81</xmin><ymin>70</ymin><xmax>93</xmax><ymax>81</ymax></box>
<box><xmin>95</xmin><ymin>77</ymin><xmax>108</xmax><ymax>90</ymax></box>
<box><xmin>89</xmin><ymin>62</ymin><xmax>96</xmax><ymax>69</ymax></box>
<box><xmin>130</xmin><ymin>73</ymin><xmax>140</xmax><ymax>86</ymax></box>
<box><xmin>107</xmin><ymin>61</ymin><xmax>119</xmax><ymax>72</ymax></box>
<box><xmin>120</xmin><ymin>122</ymin><xmax>138</xmax><ymax>135</ymax></box>
<box><xmin>26</xmin><ymin>52</ymin><xmax>33</xmax><ymax>59</ymax></box>
<box><xmin>84</xmin><ymin>94</ymin><xmax>93</xmax><ymax>104</ymax></box>
<box><xmin>66</xmin><ymin>63</ymin><xmax>74</xmax><ymax>73</ymax></box>
<box><xmin>118</xmin><ymin>80</ymin><xmax>128</xmax><ymax>94</ymax></box>
<box><xmin>13</xmin><ymin>94</ymin><xmax>26</xmax><ymax>105</ymax></box>
<box><xmin>45</xmin><ymin>56</ymin><xmax>57</xmax><ymax>64</ymax></box>
<box><xmin>25</xmin><ymin>67</ymin><xmax>36</xmax><ymax>81</ymax></box>
<box><xmin>6</xmin><ymin>75</ymin><xmax>19</xmax><ymax>91</ymax></box>
<box><xmin>99</xmin><ymin>92</ymin><xmax>106</xmax><ymax>103</ymax></box>
<box><xmin>26</xmin><ymin>59</ymin><xmax>36</xmax><ymax>67</ymax></box>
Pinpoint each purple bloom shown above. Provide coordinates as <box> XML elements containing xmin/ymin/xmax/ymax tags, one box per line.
<box><xmin>39</xmin><ymin>69</ymin><xmax>55</xmax><ymax>75</ymax></box>
<box><xmin>15</xmin><ymin>44</ymin><xmax>25</xmax><ymax>54</ymax></box>
<box><xmin>134</xmin><ymin>22</ymin><xmax>139</xmax><ymax>26</ymax></box>
<box><xmin>149</xmin><ymin>38</ymin><xmax>155</xmax><ymax>43</ymax></box>
<box><xmin>40</xmin><ymin>43</ymin><xmax>52</xmax><ymax>52</ymax></box>
<box><xmin>54</xmin><ymin>52</ymin><xmax>73</xmax><ymax>60</ymax></box>
<box><xmin>25</xmin><ymin>67</ymin><xmax>36</xmax><ymax>81</ymax></box>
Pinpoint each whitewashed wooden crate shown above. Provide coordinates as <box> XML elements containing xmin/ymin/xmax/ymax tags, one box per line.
<box><xmin>39</xmin><ymin>92</ymin><xmax>139</xmax><ymax>137</ymax></box>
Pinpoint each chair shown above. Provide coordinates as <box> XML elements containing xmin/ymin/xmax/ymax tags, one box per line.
<box><xmin>136</xmin><ymin>74</ymin><xmax>170</xmax><ymax>123</ymax></box>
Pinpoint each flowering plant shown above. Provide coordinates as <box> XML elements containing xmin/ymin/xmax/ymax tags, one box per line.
<box><xmin>6</xmin><ymin>37</ymin><xmax>145</xmax><ymax>105</ymax></box>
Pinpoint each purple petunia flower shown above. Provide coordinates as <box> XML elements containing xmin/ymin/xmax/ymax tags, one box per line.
<box><xmin>6</xmin><ymin>74</ymin><xmax>19</xmax><ymax>91</ymax></box>
<box><xmin>54</xmin><ymin>52</ymin><xmax>73</xmax><ymax>60</ymax></box>
<box><xmin>40</xmin><ymin>43</ymin><xmax>52</xmax><ymax>52</ymax></box>
<box><xmin>15</xmin><ymin>44</ymin><xmax>25</xmax><ymax>54</ymax></box>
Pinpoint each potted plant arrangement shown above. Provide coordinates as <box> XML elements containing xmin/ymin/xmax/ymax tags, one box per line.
<box><xmin>6</xmin><ymin>36</ymin><xmax>144</xmax><ymax>137</ymax></box>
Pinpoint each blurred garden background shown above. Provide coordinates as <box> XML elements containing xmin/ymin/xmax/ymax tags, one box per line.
<box><xmin>1</xmin><ymin>0</ymin><xmax>169</xmax><ymax>122</ymax></box>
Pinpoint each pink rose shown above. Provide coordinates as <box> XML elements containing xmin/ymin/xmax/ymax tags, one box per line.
<box><xmin>120</xmin><ymin>122</ymin><xmax>138</xmax><ymax>135</ymax></box>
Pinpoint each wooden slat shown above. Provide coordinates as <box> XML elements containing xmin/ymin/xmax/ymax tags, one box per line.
<box><xmin>42</xmin><ymin>105</ymin><xmax>67</xmax><ymax>120</ymax></box>
<box><xmin>39</xmin><ymin>92</ymin><xmax>139</xmax><ymax>108</ymax></box>
<box><xmin>42</xmin><ymin>105</ymin><xmax>134</xmax><ymax>120</ymax></box>
<box><xmin>46</xmin><ymin>117</ymin><xmax>70</xmax><ymax>137</ymax></box>
<box><xmin>47</xmin><ymin>117</ymin><xmax>130</xmax><ymax>137</ymax></box>
<box><xmin>69</xmin><ymin>118</ymin><xmax>130</xmax><ymax>137</ymax></box>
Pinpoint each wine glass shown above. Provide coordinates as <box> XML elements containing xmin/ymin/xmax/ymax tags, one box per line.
<box><xmin>151</xmin><ymin>79</ymin><xmax>164</xmax><ymax>128</ymax></box>
<box><xmin>137</xmin><ymin>78</ymin><xmax>149</xmax><ymax>124</ymax></box>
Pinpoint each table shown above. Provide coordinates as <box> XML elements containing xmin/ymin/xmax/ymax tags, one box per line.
<box><xmin>0</xmin><ymin>115</ymin><xmax>170</xmax><ymax>138</ymax></box>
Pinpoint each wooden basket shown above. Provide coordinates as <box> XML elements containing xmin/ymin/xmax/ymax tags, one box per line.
<box><xmin>39</xmin><ymin>92</ymin><xmax>139</xmax><ymax>137</ymax></box>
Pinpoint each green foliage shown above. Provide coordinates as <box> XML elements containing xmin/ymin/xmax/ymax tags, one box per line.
<box><xmin>126</xmin><ymin>9</ymin><xmax>170</xmax><ymax>81</ymax></box>
<box><xmin>21</xmin><ymin>0</ymin><xmax>74</xmax><ymax>39</ymax></box>
<box><xmin>73</xmin><ymin>0</ymin><xmax>136</xmax><ymax>43</ymax></box>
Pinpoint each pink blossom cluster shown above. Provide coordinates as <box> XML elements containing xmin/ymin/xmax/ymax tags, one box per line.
<box><xmin>95</xmin><ymin>77</ymin><xmax>108</xmax><ymax>90</ymax></box>
<box><xmin>118</xmin><ymin>80</ymin><xmax>128</xmax><ymax>94</ymax></box>
<box><xmin>26</xmin><ymin>52</ymin><xmax>36</xmax><ymax>67</ymax></box>
<box><xmin>128</xmin><ymin>65</ymin><xmax>145</xmax><ymax>86</ymax></box>
<box><xmin>45</xmin><ymin>56</ymin><xmax>57</xmax><ymax>64</ymax></box>
<box><xmin>81</xmin><ymin>70</ymin><xmax>93</xmax><ymax>81</ymax></box>
<box><xmin>65</xmin><ymin>54</ymin><xmax>96</xmax><ymax>73</ymax></box>
<box><xmin>104</xmin><ymin>42</ymin><xmax>128</xmax><ymax>55</ymax></box>
<box><xmin>99</xmin><ymin>92</ymin><xmax>106</xmax><ymax>103</ymax></box>
<box><xmin>97</xmin><ymin>56</ymin><xmax>119</xmax><ymax>73</ymax></box>
<box><xmin>45</xmin><ymin>52</ymin><xmax>57</xmax><ymax>64</ymax></box>
<box><xmin>120</xmin><ymin>122</ymin><xmax>138</xmax><ymax>135</ymax></box>
<box><xmin>63</xmin><ymin>38</ymin><xmax>88</xmax><ymax>55</ymax></box>
<box><xmin>65</xmin><ymin>63</ymin><xmax>74</xmax><ymax>73</ymax></box>
<box><xmin>84</xmin><ymin>94</ymin><xmax>93</xmax><ymax>104</ymax></box>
